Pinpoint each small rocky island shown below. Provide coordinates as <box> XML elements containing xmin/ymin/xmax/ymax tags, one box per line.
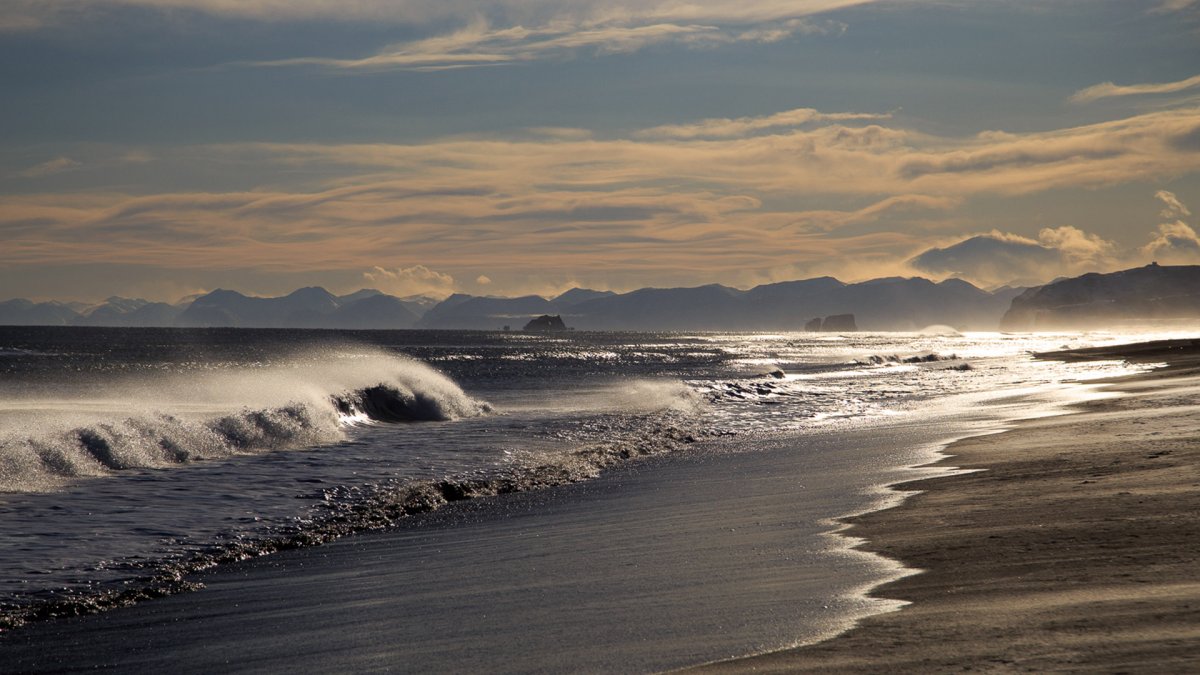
<box><xmin>804</xmin><ymin>313</ymin><xmax>858</xmax><ymax>332</ymax></box>
<box><xmin>523</xmin><ymin>314</ymin><xmax>570</xmax><ymax>332</ymax></box>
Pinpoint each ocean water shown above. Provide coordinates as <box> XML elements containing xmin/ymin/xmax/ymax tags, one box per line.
<box><xmin>0</xmin><ymin>326</ymin><xmax>1168</xmax><ymax>636</ymax></box>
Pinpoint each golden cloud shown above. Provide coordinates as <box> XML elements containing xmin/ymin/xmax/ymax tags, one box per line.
<box><xmin>2</xmin><ymin>107</ymin><xmax>1198</xmax><ymax>287</ymax></box>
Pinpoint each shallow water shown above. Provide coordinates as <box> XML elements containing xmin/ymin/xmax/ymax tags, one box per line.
<box><xmin>0</xmin><ymin>326</ymin><xmax>1172</xmax><ymax>630</ymax></box>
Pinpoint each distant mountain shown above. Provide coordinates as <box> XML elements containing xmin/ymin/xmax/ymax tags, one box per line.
<box><xmin>336</xmin><ymin>288</ymin><xmax>383</xmax><ymax>305</ymax></box>
<box><xmin>554</xmin><ymin>288</ymin><xmax>617</xmax><ymax>308</ymax></box>
<box><xmin>418</xmin><ymin>294</ymin><xmax>559</xmax><ymax>330</ymax></box>
<box><xmin>412</xmin><ymin>277</ymin><xmax>1015</xmax><ymax>331</ymax></box>
<box><xmin>1000</xmin><ymin>263</ymin><xmax>1200</xmax><ymax>330</ymax></box>
<box><xmin>336</xmin><ymin>289</ymin><xmax>433</xmax><ymax>319</ymax></box>
<box><xmin>0</xmin><ymin>299</ymin><xmax>81</xmax><ymax>326</ymax></box>
<box><xmin>0</xmin><ymin>276</ymin><xmax>1029</xmax><ymax>331</ymax></box>
<box><xmin>330</xmin><ymin>294</ymin><xmax>421</xmax><ymax>329</ymax></box>
<box><xmin>568</xmin><ymin>284</ymin><xmax>744</xmax><ymax>330</ymax></box>
<box><xmin>177</xmin><ymin>287</ymin><xmax>420</xmax><ymax>329</ymax></box>
<box><xmin>76</xmin><ymin>297</ymin><xmax>184</xmax><ymax>327</ymax></box>
<box><xmin>396</xmin><ymin>295</ymin><xmax>439</xmax><ymax>318</ymax></box>
<box><xmin>565</xmin><ymin>277</ymin><xmax>1011</xmax><ymax>331</ymax></box>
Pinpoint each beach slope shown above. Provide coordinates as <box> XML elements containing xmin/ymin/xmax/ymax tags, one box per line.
<box><xmin>702</xmin><ymin>340</ymin><xmax>1200</xmax><ymax>672</ymax></box>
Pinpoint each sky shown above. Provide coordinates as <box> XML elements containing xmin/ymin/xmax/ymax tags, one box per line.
<box><xmin>2</xmin><ymin>0</ymin><xmax>1199</xmax><ymax>302</ymax></box>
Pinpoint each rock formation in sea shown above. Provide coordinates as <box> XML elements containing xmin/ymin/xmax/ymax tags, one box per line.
<box><xmin>523</xmin><ymin>315</ymin><xmax>569</xmax><ymax>332</ymax></box>
<box><xmin>820</xmin><ymin>314</ymin><xmax>858</xmax><ymax>332</ymax></box>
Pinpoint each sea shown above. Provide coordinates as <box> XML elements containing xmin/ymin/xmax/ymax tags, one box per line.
<box><xmin>0</xmin><ymin>326</ymin><xmax>1171</xmax><ymax>662</ymax></box>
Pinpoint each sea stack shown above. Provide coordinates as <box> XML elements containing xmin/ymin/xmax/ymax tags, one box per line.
<box><xmin>820</xmin><ymin>314</ymin><xmax>857</xmax><ymax>332</ymax></box>
<box><xmin>523</xmin><ymin>314</ymin><xmax>569</xmax><ymax>332</ymax></box>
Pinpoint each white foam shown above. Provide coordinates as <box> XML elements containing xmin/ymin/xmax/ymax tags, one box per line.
<box><xmin>0</xmin><ymin>349</ymin><xmax>489</xmax><ymax>492</ymax></box>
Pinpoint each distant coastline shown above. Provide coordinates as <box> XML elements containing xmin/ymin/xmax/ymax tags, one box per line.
<box><xmin>5</xmin><ymin>263</ymin><xmax>1200</xmax><ymax>332</ymax></box>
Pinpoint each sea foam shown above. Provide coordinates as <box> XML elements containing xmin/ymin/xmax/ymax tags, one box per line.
<box><xmin>0</xmin><ymin>351</ymin><xmax>490</xmax><ymax>492</ymax></box>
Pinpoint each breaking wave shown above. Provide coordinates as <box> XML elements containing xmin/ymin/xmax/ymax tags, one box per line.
<box><xmin>854</xmin><ymin>352</ymin><xmax>960</xmax><ymax>366</ymax></box>
<box><xmin>0</xmin><ymin>404</ymin><xmax>713</xmax><ymax>631</ymax></box>
<box><xmin>0</xmin><ymin>353</ymin><xmax>491</xmax><ymax>492</ymax></box>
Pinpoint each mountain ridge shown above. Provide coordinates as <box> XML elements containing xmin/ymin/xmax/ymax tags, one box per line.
<box><xmin>0</xmin><ymin>278</ymin><xmax>1037</xmax><ymax>330</ymax></box>
<box><xmin>1000</xmin><ymin>263</ymin><xmax>1200</xmax><ymax>330</ymax></box>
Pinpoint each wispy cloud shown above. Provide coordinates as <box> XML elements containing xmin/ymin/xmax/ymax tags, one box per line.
<box><xmin>635</xmin><ymin>108</ymin><xmax>890</xmax><ymax>139</ymax></box>
<box><xmin>1144</xmin><ymin>190</ymin><xmax>1200</xmax><ymax>263</ymax></box>
<box><xmin>363</xmin><ymin>264</ymin><xmax>456</xmax><ymax>298</ymax></box>
<box><xmin>2</xmin><ymin>1</ymin><xmax>878</xmax><ymax>29</ymax></box>
<box><xmin>1153</xmin><ymin>0</ymin><xmax>1199</xmax><ymax>13</ymax></box>
<box><xmin>2</xmin><ymin>107</ymin><xmax>1198</xmax><ymax>287</ymax></box>
<box><xmin>246</xmin><ymin>15</ymin><xmax>838</xmax><ymax>72</ymax></box>
<box><xmin>244</xmin><ymin>107</ymin><xmax>1198</xmax><ymax>198</ymax></box>
<box><xmin>16</xmin><ymin>157</ymin><xmax>81</xmax><ymax>178</ymax></box>
<box><xmin>1071</xmin><ymin>73</ymin><xmax>1200</xmax><ymax>103</ymax></box>
<box><xmin>1157</xmin><ymin>189</ymin><xmax>1192</xmax><ymax>217</ymax></box>
<box><xmin>786</xmin><ymin>194</ymin><xmax>959</xmax><ymax>233</ymax></box>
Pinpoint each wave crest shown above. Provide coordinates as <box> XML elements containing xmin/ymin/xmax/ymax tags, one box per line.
<box><xmin>333</xmin><ymin>382</ymin><xmax>492</xmax><ymax>424</ymax></box>
<box><xmin>0</xmin><ymin>353</ymin><xmax>490</xmax><ymax>492</ymax></box>
<box><xmin>855</xmin><ymin>352</ymin><xmax>959</xmax><ymax>366</ymax></box>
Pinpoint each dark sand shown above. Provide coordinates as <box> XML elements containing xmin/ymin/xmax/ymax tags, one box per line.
<box><xmin>702</xmin><ymin>342</ymin><xmax>1200</xmax><ymax>672</ymax></box>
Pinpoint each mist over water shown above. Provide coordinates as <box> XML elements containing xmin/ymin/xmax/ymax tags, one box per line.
<box><xmin>0</xmin><ymin>326</ymin><xmax>1171</xmax><ymax>628</ymax></box>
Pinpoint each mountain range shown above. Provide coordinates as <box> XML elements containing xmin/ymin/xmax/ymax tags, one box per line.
<box><xmin>0</xmin><ymin>276</ymin><xmax>1022</xmax><ymax>331</ymax></box>
<box><xmin>4</xmin><ymin>264</ymin><xmax>1198</xmax><ymax>331</ymax></box>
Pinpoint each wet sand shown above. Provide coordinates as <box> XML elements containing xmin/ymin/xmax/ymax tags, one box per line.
<box><xmin>702</xmin><ymin>341</ymin><xmax>1200</xmax><ymax>672</ymax></box>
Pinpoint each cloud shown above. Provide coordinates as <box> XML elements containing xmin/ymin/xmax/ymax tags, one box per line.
<box><xmin>1153</xmin><ymin>0</ymin><xmax>1199</xmax><ymax>13</ymax></box>
<box><xmin>17</xmin><ymin>157</ymin><xmax>81</xmax><ymax>178</ymax></box>
<box><xmin>635</xmin><ymin>108</ymin><xmax>890</xmax><ymax>140</ymax></box>
<box><xmin>1036</xmin><ymin>225</ymin><xmax>1117</xmax><ymax>268</ymax></box>
<box><xmin>1</xmin><ymin>107</ymin><xmax>1198</xmax><ymax>292</ymax></box>
<box><xmin>236</xmin><ymin>106</ymin><xmax>1200</xmax><ymax>198</ymax></box>
<box><xmin>525</xmin><ymin>127</ymin><xmax>594</xmax><ymax>141</ymax></box>
<box><xmin>363</xmin><ymin>265</ymin><xmax>456</xmax><ymax>298</ymax></box>
<box><xmin>893</xmin><ymin>109</ymin><xmax>1200</xmax><ymax>194</ymax></box>
<box><xmin>475</xmin><ymin>275</ymin><xmax>493</xmax><ymax>285</ymax></box>
<box><xmin>1156</xmin><ymin>189</ymin><xmax>1192</xmax><ymax>218</ymax></box>
<box><xmin>1143</xmin><ymin>221</ymin><xmax>1200</xmax><ymax>262</ymax></box>
<box><xmin>910</xmin><ymin>227</ymin><xmax>1119</xmax><ymax>287</ymax></box>
<box><xmin>1071</xmin><ymin>73</ymin><xmax>1200</xmax><ymax>104</ymax></box>
<box><xmin>787</xmin><ymin>194</ymin><xmax>960</xmax><ymax>233</ymax></box>
<box><xmin>0</xmin><ymin>0</ymin><xmax>871</xmax><ymax>72</ymax></box>
<box><xmin>2</xmin><ymin>1</ymin><xmax>879</xmax><ymax>29</ymax></box>
<box><xmin>246</xmin><ymin>16</ymin><xmax>832</xmax><ymax>72</ymax></box>
<box><xmin>1143</xmin><ymin>191</ymin><xmax>1200</xmax><ymax>263</ymax></box>
<box><xmin>913</xmin><ymin>193</ymin><xmax>1200</xmax><ymax>287</ymax></box>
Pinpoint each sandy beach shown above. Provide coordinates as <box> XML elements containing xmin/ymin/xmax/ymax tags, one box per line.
<box><xmin>703</xmin><ymin>340</ymin><xmax>1200</xmax><ymax>672</ymax></box>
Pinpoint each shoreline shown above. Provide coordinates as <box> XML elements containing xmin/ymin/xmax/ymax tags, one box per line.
<box><xmin>1</xmin><ymin>342</ymin><xmax>1188</xmax><ymax>671</ymax></box>
<box><xmin>700</xmin><ymin>342</ymin><xmax>1200</xmax><ymax>672</ymax></box>
<box><xmin>0</xmin><ymin>386</ymin><xmax>1048</xmax><ymax>672</ymax></box>
<box><xmin>0</xmin><ymin>425</ymin><xmax>971</xmax><ymax>672</ymax></box>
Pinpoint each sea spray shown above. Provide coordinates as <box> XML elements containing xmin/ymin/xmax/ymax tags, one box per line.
<box><xmin>0</xmin><ymin>351</ymin><xmax>490</xmax><ymax>492</ymax></box>
<box><xmin>0</xmin><ymin>412</ymin><xmax>715</xmax><ymax>631</ymax></box>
